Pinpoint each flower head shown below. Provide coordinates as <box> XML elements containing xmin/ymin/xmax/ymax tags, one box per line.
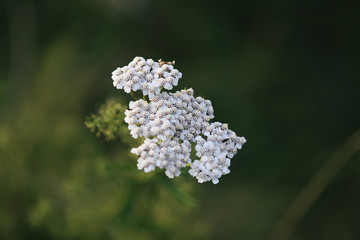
<box><xmin>113</xmin><ymin>57</ymin><xmax>246</xmax><ymax>184</ymax></box>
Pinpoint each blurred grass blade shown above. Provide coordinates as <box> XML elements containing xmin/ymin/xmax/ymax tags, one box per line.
<box><xmin>269</xmin><ymin>129</ymin><xmax>360</xmax><ymax>240</ymax></box>
<box><xmin>161</xmin><ymin>176</ymin><xmax>198</xmax><ymax>207</ymax></box>
<box><xmin>114</xmin><ymin>188</ymin><xmax>137</xmax><ymax>228</ymax></box>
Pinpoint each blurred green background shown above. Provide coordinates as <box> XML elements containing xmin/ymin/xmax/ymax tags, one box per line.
<box><xmin>1</xmin><ymin>0</ymin><xmax>360</xmax><ymax>239</ymax></box>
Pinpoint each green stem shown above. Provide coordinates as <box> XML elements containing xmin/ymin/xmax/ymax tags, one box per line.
<box><xmin>130</xmin><ymin>91</ymin><xmax>138</xmax><ymax>100</ymax></box>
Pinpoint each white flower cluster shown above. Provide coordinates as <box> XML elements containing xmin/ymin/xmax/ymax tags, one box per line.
<box><xmin>190</xmin><ymin>123</ymin><xmax>246</xmax><ymax>184</ymax></box>
<box><xmin>112</xmin><ymin>56</ymin><xmax>182</xmax><ymax>99</ymax></box>
<box><xmin>114</xmin><ymin>57</ymin><xmax>246</xmax><ymax>184</ymax></box>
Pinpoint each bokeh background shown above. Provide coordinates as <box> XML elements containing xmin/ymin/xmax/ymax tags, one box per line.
<box><xmin>1</xmin><ymin>0</ymin><xmax>360</xmax><ymax>239</ymax></box>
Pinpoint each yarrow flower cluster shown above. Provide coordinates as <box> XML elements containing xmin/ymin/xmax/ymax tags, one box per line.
<box><xmin>112</xmin><ymin>57</ymin><xmax>246</xmax><ymax>184</ymax></box>
<box><xmin>112</xmin><ymin>57</ymin><xmax>182</xmax><ymax>99</ymax></box>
